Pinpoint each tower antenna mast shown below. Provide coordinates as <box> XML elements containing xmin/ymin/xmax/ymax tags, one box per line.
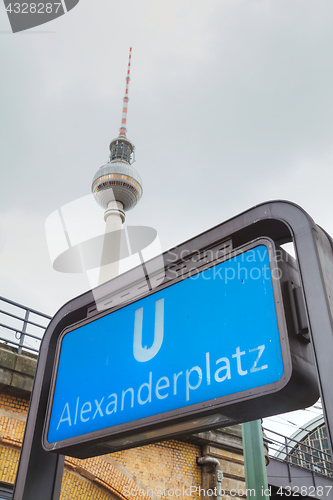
<box><xmin>119</xmin><ymin>47</ymin><xmax>132</xmax><ymax>138</ymax></box>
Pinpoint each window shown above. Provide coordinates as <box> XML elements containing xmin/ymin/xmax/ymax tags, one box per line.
<box><xmin>290</xmin><ymin>424</ymin><xmax>333</xmax><ymax>477</ymax></box>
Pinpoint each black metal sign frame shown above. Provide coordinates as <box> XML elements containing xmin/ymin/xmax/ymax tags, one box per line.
<box><xmin>42</xmin><ymin>237</ymin><xmax>308</xmax><ymax>458</ymax></box>
<box><xmin>12</xmin><ymin>201</ymin><xmax>333</xmax><ymax>500</ymax></box>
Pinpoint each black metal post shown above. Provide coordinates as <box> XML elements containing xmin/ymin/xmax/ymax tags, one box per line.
<box><xmin>18</xmin><ymin>310</ymin><xmax>29</xmax><ymax>355</ymax></box>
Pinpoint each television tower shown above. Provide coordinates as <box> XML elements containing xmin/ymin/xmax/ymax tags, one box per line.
<box><xmin>92</xmin><ymin>48</ymin><xmax>143</xmax><ymax>283</ymax></box>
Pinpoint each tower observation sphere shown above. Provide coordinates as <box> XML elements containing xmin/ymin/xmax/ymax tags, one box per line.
<box><xmin>92</xmin><ymin>136</ymin><xmax>143</xmax><ymax>212</ymax></box>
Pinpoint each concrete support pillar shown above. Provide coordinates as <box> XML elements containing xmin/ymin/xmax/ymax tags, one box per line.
<box><xmin>242</xmin><ymin>420</ymin><xmax>270</xmax><ymax>500</ymax></box>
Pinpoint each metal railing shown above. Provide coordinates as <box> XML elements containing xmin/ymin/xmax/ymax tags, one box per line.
<box><xmin>263</xmin><ymin>427</ymin><xmax>333</xmax><ymax>479</ymax></box>
<box><xmin>0</xmin><ymin>296</ymin><xmax>51</xmax><ymax>354</ymax></box>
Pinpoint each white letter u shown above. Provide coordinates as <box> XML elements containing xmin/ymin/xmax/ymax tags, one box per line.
<box><xmin>133</xmin><ymin>298</ymin><xmax>164</xmax><ymax>362</ymax></box>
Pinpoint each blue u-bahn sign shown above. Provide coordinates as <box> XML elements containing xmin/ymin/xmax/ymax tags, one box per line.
<box><xmin>43</xmin><ymin>235</ymin><xmax>318</xmax><ymax>458</ymax></box>
<box><xmin>48</xmin><ymin>243</ymin><xmax>283</xmax><ymax>444</ymax></box>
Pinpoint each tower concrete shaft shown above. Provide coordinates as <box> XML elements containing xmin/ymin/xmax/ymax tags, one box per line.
<box><xmin>98</xmin><ymin>200</ymin><xmax>124</xmax><ymax>285</ymax></box>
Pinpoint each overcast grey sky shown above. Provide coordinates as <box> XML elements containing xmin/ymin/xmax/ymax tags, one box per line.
<box><xmin>1</xmin><ymin>0</ymin><xmax>333</xmax><ymax>315</ymax></box>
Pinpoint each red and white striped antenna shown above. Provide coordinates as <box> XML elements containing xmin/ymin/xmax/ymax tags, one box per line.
<box><xmin>119</xmin><ymin>47</ymin><xmax>132</xmax><ymax>137</ymax></box>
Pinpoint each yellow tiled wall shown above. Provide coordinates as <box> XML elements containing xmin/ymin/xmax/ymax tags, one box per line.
<box><xmin>60</xmin><ymin>470</ymin><xmax>116</xmax><ymax>500</ymax></box>
<box><xmin>0</xmin><ymin>394</ymin><xmax>29</xmax><ymax>414</ymax></box>
<box><xmin>0</xmin><ymin>394</ymin><xmax>203</xmax><ymax>500</ymax></box>
<box><xmin>0</xmin><ymin>446</ymin><xmax>20</xmax><ymax>484</ymax></box>
<box><xmin>112</xmin><ymin>440</ymin><xmax>202</xmax><ymax>499</ymax></box>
